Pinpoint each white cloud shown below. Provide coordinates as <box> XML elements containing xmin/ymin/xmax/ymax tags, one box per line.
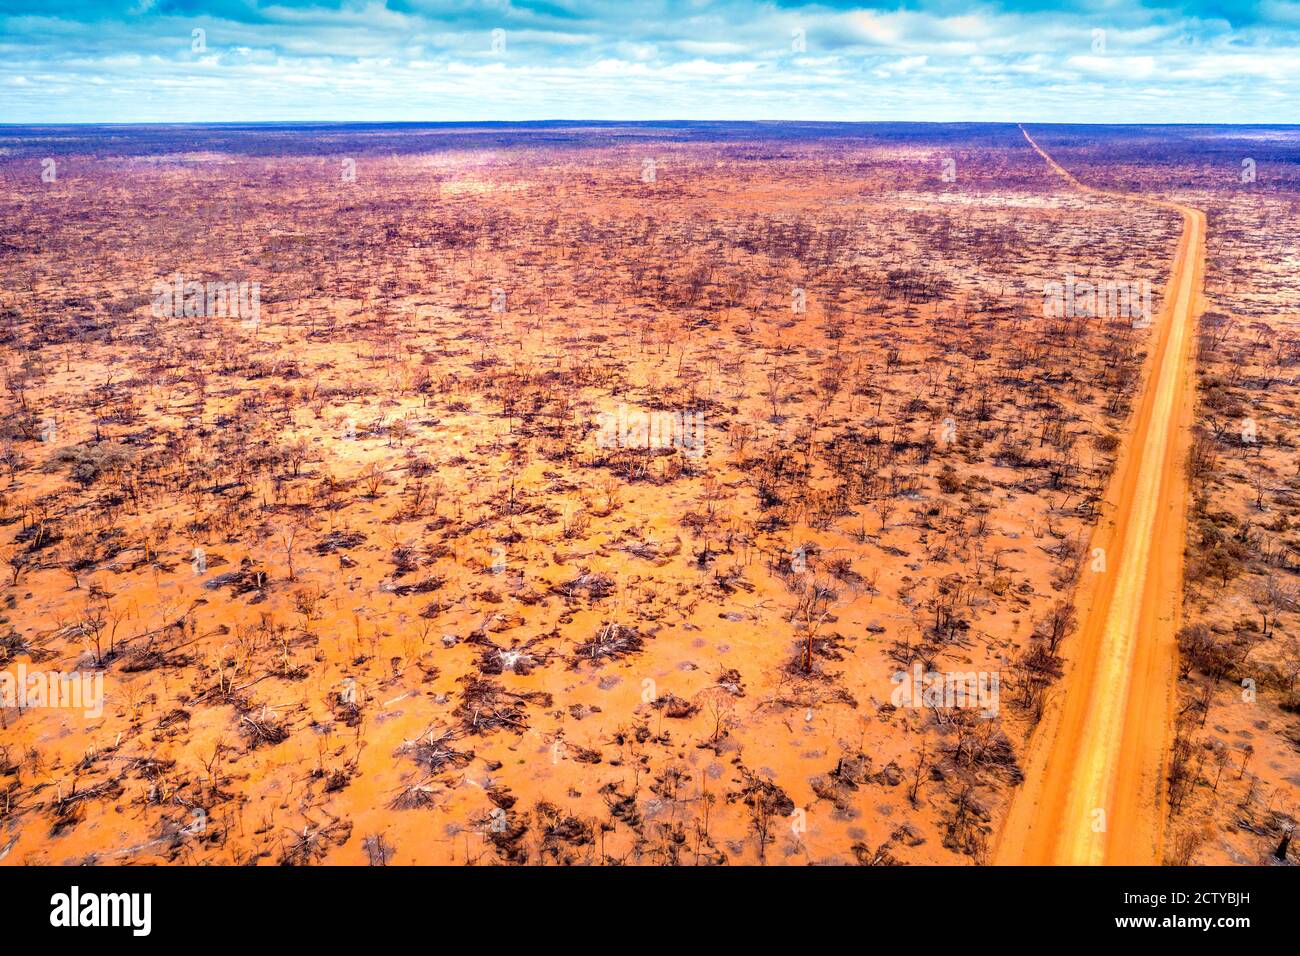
<box><xmin>0</xmin><ymin>0</ymin><xmax>1297</xmax><ymax>122</ymax></box>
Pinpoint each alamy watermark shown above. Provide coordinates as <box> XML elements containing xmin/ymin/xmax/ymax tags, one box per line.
<box><xmin>596</xmin><ymin>404</ymin><xmax>706</xmax><ymax>458</ymax></box>
<box><xmin>890</xmin><ymin>662</ymin><xmax>1000</xmax><ymax>718</ymax></box>
<box><xmin>50</xmin><ymin>886</ymin><xmax>150</xmax><ymax>936</ymax></box>
<box><xmin>151</xmin><ymin>273</ymin><xmax>261</xmax><ymax>327</ymax></box>
<box><xmin>1042</xmin><ymin>274</ymin><xmax>1153</xmax><ymax>326</ymax></box>
<box><xmin>1</xmin><ymin>662</ymin><xmax>104</xmax><ymax>718</ymax></box>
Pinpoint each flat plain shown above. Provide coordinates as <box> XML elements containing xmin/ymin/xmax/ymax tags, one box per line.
<box><xmin>0</xmin><ymin>122</ymin><xmax>1296</xmax><ymax>865</ymax></box>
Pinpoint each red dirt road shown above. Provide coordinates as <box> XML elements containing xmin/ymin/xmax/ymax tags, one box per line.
<box><xmin>995</xmin><ymin>127</ymin><xmax>1206</xmax><ymax>865</ymax></box>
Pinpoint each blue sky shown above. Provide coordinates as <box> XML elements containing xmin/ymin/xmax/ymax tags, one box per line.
<box><xmin>0</xmin><ymin>1</ymin><xmax>1295</xmax><ymax>123</ymax></box>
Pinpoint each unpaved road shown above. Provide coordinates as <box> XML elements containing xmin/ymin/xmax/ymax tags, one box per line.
<box><xmin>995</xmin><ymin>127</ymin><xmax>1206</xmax><ymax>865</ymax></box>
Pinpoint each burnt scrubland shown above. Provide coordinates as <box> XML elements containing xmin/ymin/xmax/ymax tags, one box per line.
<box><xmin>1</xmin><ymin>121</ymin><xmax>1259</xmax><ymax>866</ymax></box>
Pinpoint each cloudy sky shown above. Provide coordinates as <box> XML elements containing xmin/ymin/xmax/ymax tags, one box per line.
<box><xmin>0</xmin><ymin>0</ymin><xmax>1296</xmax><ymax>123</ymax></box>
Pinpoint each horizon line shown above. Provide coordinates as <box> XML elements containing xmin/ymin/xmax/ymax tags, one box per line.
<box><xmin>4</xmin><ymin>118</ymin><xmax>1300</xmax><ymax>130</ymax></box>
